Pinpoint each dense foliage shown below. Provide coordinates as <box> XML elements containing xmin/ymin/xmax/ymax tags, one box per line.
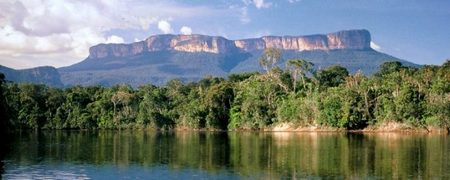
<box><xmin>1</xmin><ymin>52</ymin><xmax>449</xmax><ymax>131</ymax></box>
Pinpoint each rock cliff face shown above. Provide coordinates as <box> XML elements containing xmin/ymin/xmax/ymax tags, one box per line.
<box><xmin>89</xmin><ymin>35</ymin><xmax>240</xmax><ymax>59</ymax></box>
<box><xmin>88</xmin><ymin>29</ymin><xmax>371</xmax><ymax>59</ymax></box>
<box><xmin>236</xmin><ymin>29</ymin><xmax>371</xmax><ymax>51</ymax></box>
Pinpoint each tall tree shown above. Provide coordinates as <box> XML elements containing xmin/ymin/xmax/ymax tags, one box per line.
<box><xmin>259</xmin><ymin>48</ymin><xmax>281</xmax><ymax>75</ymax></box>
<box><xmin>0</xmin><ymin>73</ymin><xmax>10</xmax><ymax>133</ymax></box>
<box><xmin>286</xmin><ymin>59</ymin><xmax>314</xmax><ymax>92</ymax></box>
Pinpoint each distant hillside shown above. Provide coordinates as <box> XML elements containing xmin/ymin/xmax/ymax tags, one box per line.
<box><xmin>59</xmin><ymin>51</ymin><xmax>252</xmax><ymax>86</ymax></box>
<box><xmin>0</xmin><ymin>65</ymin><xmax>63</xmax><ymax>87</ymax></box>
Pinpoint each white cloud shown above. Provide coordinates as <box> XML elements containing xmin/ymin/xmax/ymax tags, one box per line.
<box><xmin>228</xmin><ymin>5</ymin><xmax>251</xmax><ymax>24</ymax></box>
<box><xmin>287</xmin><ymin>0</ymin><xmax>301</xmax><ymax>3</ymax></box>
<box><xmin>243</xmin><ymin>0</ymin><xmax>272</xmax><ymax>9</ymax></box>
<box><xmin>158</xmin><ymin>20</ymin><xmax>173</xmax><ymax>34</ymax></box>
<box><xmin>254</xmin><ymin>0</ymin><xmax>272</xmax><ymax>8</ymax></box>
<box><xmin>240</xmin><ymin>7</ymin><xmax>251</xmax><ymax>23</ymax></box>
<box><xmin>0</xmin><ymin>0</ymin><xmax>215</xmax><ymax>69</ymax></box>
<box><xmin>105</xmin><ymin>35</ymin><xmax>125</xmax><ymax>44</ymax></box>
<box><xmin>370</xmin><ymin>41</ymin><xmax>381</xmax><ymax>51</ymax></box>
<box><xmin>180</xmin><ymin>26</ymin><xmax>192</xmax><ymax>35</ymax></box>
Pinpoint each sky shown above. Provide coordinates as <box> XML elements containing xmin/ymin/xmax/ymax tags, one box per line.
<box><xmin>0</xmin><ymin>0</ymin><xmax>449</xmax><ymax>69</ymax></box>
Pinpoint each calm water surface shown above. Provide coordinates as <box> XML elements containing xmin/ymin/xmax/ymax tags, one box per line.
<box><xmin>1</xmin><ymin>131</ymin><xmax>450</xmax><ymax>179</ymax></box>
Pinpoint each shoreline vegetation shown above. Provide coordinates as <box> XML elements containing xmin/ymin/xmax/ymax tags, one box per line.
<box><xmin>1</xmin><ymin>48</ymin><xmax>449</xmax><ymax>134</ymax></box>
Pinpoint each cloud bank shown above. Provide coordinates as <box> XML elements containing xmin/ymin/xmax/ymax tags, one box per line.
<box><xmin>0</xmin><ymin>0</ymin><xmax>211</xmax><ymax>69</ymax></box>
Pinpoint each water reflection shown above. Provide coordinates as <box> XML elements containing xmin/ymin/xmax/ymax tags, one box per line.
<box><xmin>2</xmin><ymin>131</ymin><xmax>450</xmax><ymax>179</ymax></box>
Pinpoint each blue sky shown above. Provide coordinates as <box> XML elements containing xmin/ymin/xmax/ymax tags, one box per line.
<box><xmin>0</xmin><ymin>0</ymin><xmax>449</xmax><ymax>69</ymax></box>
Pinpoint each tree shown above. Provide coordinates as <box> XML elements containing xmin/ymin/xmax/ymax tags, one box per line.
<box><xmin>375</xmin><ymin>61</ymin><xmax>403</xmax><ymax>77</ymax></box>
<box><xmin>203</xmin><ymin>82</ymin><xmax>234</xmax><ymax>129</ymax></box>
<box><xmin>276</xmin><ymin>92</ymin><xmax>319</xmax><ymax>125</ymax></box>
<box><xmin>43</xmin><ymin>87</ymin><xmax>65</xmax><ymax>129</ymax></box>
<box><xmin>228</xmin><ymin>72</ymin><xmax>259</xmax><ymax>82</ymax></box>
<box><xmin>110</xmin><ymin>85</ymin><xmax>136</xmax><ymax>126</ymax></box>
<box><xmin>14</xmin><ymin>84</ymin><xmax>48</xmax><ymax>129</ymax></box>
<box><xmin>442</xmin><ymin>59</ymin><xmax>450</xmax><ymax>68</ymax></box>
<box><xmin>136</xmin><ymin>85</ymin><xmax>172</xmax><ymax>129</ymax></box>
<box><xmin>344</xmin><ymin>71</ymin><xmax>375</xmax><ymax>124</ymax></box>
<box><xmin>315</xmin><ymin>65</ymin><xmax>349</xmax><ymax>89</ymax></box>
<box><xmin>0</xmin><ymin>73</ymin><xmax>10</xmax><ymax>133</ymax></box>
<box><xmin>63</xmin><ymin>86</ymin><xmax>97</xmax><ymax>129</ymax></box>
<box><xmin>259</xmin><ymin>48</ymin><xmax>281</xmax><ymax>74</ymax></box>
<box><xmin>229</xmin><ymin>75</ymin><xmax>284</xmax><ymax>129</ymax></box>
<box><xmin>286</xmin><ymin>59</ymin><xmax>314</xmax><ymax>92</ymax></box>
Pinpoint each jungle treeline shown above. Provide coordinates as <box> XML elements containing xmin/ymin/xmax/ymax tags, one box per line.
<box><xmin>1</xmin><ymin>49</ymin><xmax>449</xmax><ymax>131</ymax></box>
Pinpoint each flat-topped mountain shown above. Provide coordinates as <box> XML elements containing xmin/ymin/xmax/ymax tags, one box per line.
<box><xmin>1</xmin><ymin>29</ymin><xmax>417</xmax><ymax>87</ymax></box>
<box><xmin>88</xmin><ymin>29</ymin><xmax>371</xmax><ymax>59</ymax></box>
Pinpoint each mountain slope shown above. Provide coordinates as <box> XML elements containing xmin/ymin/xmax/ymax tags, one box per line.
<box><xmin>59</xmin><ymin>51</ymin><xmax>251</xmax><ymax>86</ymax></box>
<box><xmin>231</xmin><ymin>49</ymin><xmax>416</xmax><ymax>75</ymax></box>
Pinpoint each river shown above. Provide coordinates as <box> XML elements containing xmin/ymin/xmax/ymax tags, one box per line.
<box><xmin>2</xmin><ymin>131</ymin><xmax>450</xmax><ymax>179</ymax></box>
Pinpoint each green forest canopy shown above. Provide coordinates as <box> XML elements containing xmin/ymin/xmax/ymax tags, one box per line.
<box><xmin>1</xmin><ymin>51</ymin><xmax>449</xmax><ymax>131</ymax></box>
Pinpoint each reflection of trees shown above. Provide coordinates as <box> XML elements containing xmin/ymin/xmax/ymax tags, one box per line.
<box><xmin>4</xmin><ymin>131</ymin><xmax>450</xmax><ymax>179</ymax></box>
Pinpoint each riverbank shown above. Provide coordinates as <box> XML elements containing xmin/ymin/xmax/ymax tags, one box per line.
<box><xmin>265</xmin><ymin>122</ymin><xmax>449</xmax><ymax>134</ymax></box>
<box><xmin>6</xmin><ymin>122</ymin><xmax>449</xmax><ymax>134</ymax></box>
<box><xmin>126</xmin><ymin>122</ymin><xmax>450</xmax><ymax>133</ymax></box>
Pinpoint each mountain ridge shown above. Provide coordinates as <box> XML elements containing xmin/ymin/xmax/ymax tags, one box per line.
<box><xmin>0</xmin><ymin>65</ymin><xmax>63</xmax><ymax>87</ymax></box>
<box><xmin>86</xmin><ymin>29</ymin><xmax>371</xmax><ymax>59</ymax></box>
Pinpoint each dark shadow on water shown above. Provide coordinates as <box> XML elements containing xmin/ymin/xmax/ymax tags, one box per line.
<box><xmin>0</xmin><ymin>132</ymin><xmax>14</xmax><ymax>177</ymax></box>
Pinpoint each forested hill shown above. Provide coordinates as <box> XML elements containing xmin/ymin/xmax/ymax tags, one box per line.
<box><xmin>1</xmin><ymin>51</ymin><xmax>448</xmax><ymax>131</ymax></box>
<box><xmin>0</xmin><ymin>29</ymin><xmax>417</xmax><ymax>87</ymax></box>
